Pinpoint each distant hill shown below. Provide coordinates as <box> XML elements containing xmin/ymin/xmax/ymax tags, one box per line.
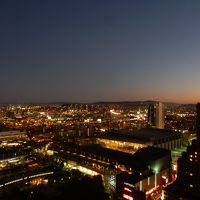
<box><xmin>93</xmin><ymin>100</ymin><xmax>157</xmax><ymax>106</ymax></box>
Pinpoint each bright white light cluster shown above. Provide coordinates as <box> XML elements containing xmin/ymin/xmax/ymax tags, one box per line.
<box><xmin>0</xmin><ymin>171</ymin><xmax>53</xmax><ymax>188</ymax></box>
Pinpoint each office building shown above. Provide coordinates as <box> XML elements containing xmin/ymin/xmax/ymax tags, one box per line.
<box><xmin>163</xmin><ymin>103</ymin><xmax>200</xmax><ymax>200</ymax></box>
<box><xmin>148</xmin><ymin>102</ymin><xmax>164</xmax><ymax>129</ymax></box>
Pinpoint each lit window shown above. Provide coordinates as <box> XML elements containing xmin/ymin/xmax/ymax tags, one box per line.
<box><xmin>190</xmin><ymin>158</ymin><xmax>193</xmax><ymax>161</ymax></box>
<box><xmin>173</xmin><ymin>165</ymin><xmax>177</xmax><ymax>171</ymax></box>
<box><xmin>190</xmin><ymin>173</ymin><xmax>193</xmax><ymax>176</ymax></box>
<box><xmin>123</xmin><ymin>194</ymin><xmax>133</xmax><ymax>200</ymax></box>
<box><xmin>190</xmin><ymin>184</ymin><xmax>194</xmax><ymax>188</ymax></box>
<box><xmin>190</xmin><ymin>155</ymin><xmax>193</xmax><ymax>158</ymax></box>
<box><xmin>124</xmin><ymin>187</ymin><xmax>132</xmax><ymax>192</ymax></box>
<box><xmin>195</xmin><ymin>152</ymin><xmax>197</xmax><ymax>155</ymax></box>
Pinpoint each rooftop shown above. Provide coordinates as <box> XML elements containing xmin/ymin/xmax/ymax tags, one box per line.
<box><xmin>79</xmin><ymin>145</ymin><xmax>170</xmax><ymax>171</ymax></box>
<box><xmin>98</xmin><ymin>128</ymin><xmax>182</xmax><ymax>143</ymax></box>
<box><xmin>80</xmin><ymin>144</ymin><xmax>147</xmax><ymax>170</ymax></box>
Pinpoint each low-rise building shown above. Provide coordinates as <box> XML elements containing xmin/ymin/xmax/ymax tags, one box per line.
<box><xmin>97</xmin><ymin>128</ymin><xmax>183</xmax><ymax>153</ymax></box>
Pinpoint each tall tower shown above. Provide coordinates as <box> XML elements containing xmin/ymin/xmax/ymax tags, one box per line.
<box><xmin>156</xmin><ymin>102</ymin><xmax>164</xmax><ymax>129</ymax></box>
<box><xmin>148</xmin><ymin>102</ymin><xmax>164</xmax><ymax>129</ymax></box>
<box><xmin>148</xmin><ymin>105</ymin><xmax>156</xmax><ymax>127</ymax></box>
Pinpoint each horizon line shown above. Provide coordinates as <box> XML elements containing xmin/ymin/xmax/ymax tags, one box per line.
<box><xmin>0</xmin><ymin>100</ymin><xmax>197</xmax><ymax>105</ymax></box>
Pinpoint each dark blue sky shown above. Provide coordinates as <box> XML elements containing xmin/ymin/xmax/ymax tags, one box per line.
<box><xmin>1</xmin><ymin>0</ymin><xmax>200</xmax><ymax>103</ymax></box>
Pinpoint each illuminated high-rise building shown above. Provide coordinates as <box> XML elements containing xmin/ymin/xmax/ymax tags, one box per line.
<box><xmin>163</xmin><ymin>103</ymin><xmax>200</xmax><ymax>200</ymax></box>
<box><xmin>148</xmin><ymin>102</ymin><xmax>164</xmax><ymax>129</ymax></box>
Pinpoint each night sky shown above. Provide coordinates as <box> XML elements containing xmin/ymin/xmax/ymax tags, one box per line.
<box><xmin>1</xmin><ymin>0</ymin><xmax>200</xmax><ymax>103</ymax></box>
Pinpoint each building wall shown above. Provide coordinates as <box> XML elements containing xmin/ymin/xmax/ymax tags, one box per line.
<box><xmin>97</xmin><ymin>136</ymin><xmax>183</xmax><ymax>153</ymax></box>
<box><xmin>135</xmin><ymin>168</ymin><xmax>170</xmax><ymax>192</ymax></box>
<box><xmin>162</xmin><ymin>190</ymin><xmax>180</xmax><ymax>200</ymax></box>
<box><xmin>118</xmin><ymin>168</ymin><xmax>170</xmax><ymax>199</ymax></box>
<box><xmin>96</xmin><ymin>138</ymin><xmax>148</xmax><ymax>153</ymax></box>
<box><xmin>155</xmin><ymin>102</ymin><xmax>164</xmax><ymax>129</ymax></box>
<box><xmin>154</xmin><ymin>138</ymin><xmax>183</xmax><ymax>150</ymax></box>
<box><xmin>148</xmin><ymin>102</ymin><xmax>164</xmax><ymax>129</ymax></box>
<box><xmin>0</xmin><ymin>131</ymin><xmax>26</xmax><ymax>140</ymax></box>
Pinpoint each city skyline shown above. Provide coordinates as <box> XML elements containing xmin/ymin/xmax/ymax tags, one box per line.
<box><xmin>1</xmin><ymin>1</ymin><xmax>200</xmax><ymax>103</ymax></box>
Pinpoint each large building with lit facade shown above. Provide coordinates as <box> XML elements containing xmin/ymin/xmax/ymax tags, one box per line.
<box><xmin>52</xmin><ymin>142</ymin><xmax>171</xmax><ymax>199</ymax></box>
<box><xmin>0</xmin><ymin>130</ymin><xmax>26</xmax><ymax>140</ymax></box>
<box><xmin>163</xmin><ymin>103</ymin><xmax>200</xmax><ymax>200</ymax></box>
<box><xmin>0</xmin><ymin>130</ymin><xmax>27</xmax><ymax>148</ymax></box>
<box><xmin>116</xmin><ymin>147</ymin><xmax>171</xmax><ymax>200</ymax></box>
<box><xmin>96</xmin><ymin>128</ymin><xmax>183</xmax><ymax>153</ymax></box>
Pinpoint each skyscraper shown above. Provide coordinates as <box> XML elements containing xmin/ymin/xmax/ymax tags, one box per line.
<box><xmin>148</xmin><ymin>102</ymin><xmax>164</xmax><ymax>129</ymax></box>
<box><xmin>163</xmin><ymin>103</ymin><xmax>200</xmax><ymax>200</ymax></box>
